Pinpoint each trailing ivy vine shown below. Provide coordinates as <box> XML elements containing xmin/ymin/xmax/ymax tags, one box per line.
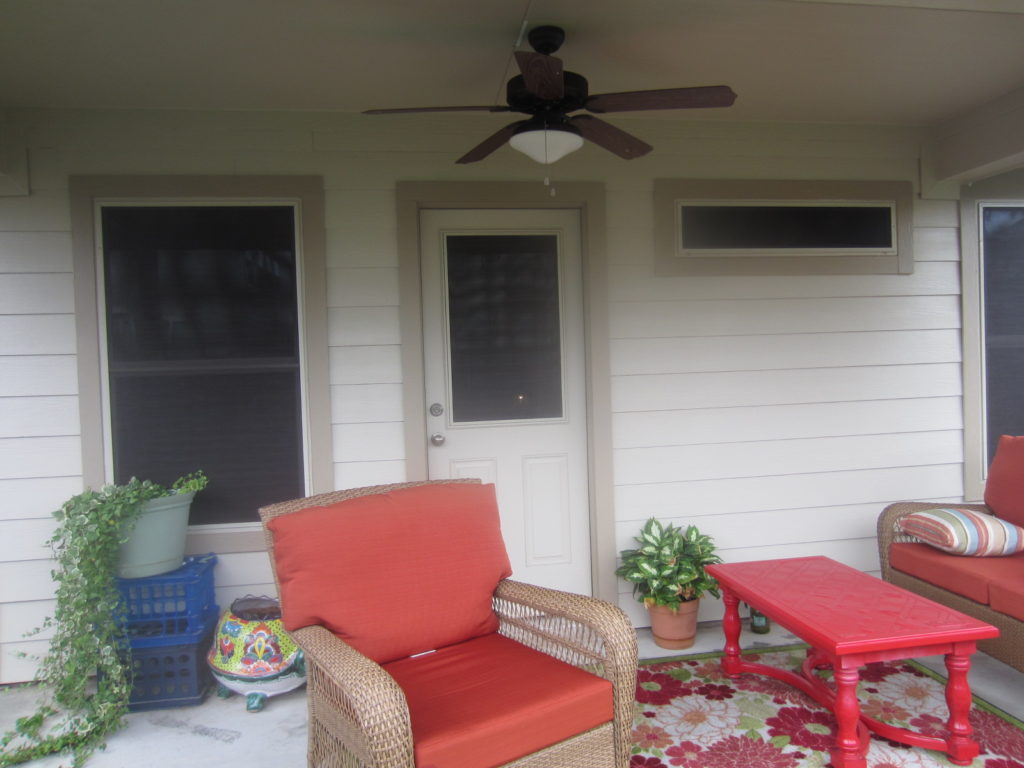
<box><xmin>0</xmin><ymin>472</ymin><xmax>207</xmax><ymax>767</ymax></box>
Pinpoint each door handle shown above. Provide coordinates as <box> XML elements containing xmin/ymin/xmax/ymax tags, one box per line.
<box><xmin>430</xmin><ymin>433</ymin><xmax>446</xmax><ymax>446</ymax></box>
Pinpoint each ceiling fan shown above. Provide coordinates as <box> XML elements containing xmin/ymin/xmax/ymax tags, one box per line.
<box><xmin>364</xmin><ymin>25</ymin><xmax>737</xmax><ymax>164</ymax></box>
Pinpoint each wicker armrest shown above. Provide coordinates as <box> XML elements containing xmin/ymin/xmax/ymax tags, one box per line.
<box><xmin>493</xmin><ymin>579</ymin><xmax>637</xmax><ymax>768</ymax></box>
<box><xmin>493</xmin><ymin>580</ymin><xmax>637</xmax><ymax>668</ymax></box>
<box><xmin>290</xmin><ymin>625</ymin><xmax>415</xmax><ymax>768</ymax></box>
<box><xmin>876</xmin><ymin>501</ymin><xmax>994</xmax><ymax>576</ymax></box>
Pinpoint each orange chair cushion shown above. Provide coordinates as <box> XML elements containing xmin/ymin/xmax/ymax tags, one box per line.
<box><xmin>890</xmin><ymin>542</ymin><xmax>1024</xmax><ymax>604</ymax></box>
<box><xmin>384</xmin><ymin>632</ymin><xmax>613</xmax><ymax>768</ymax></box>
<box><xmin>985</xmin><ymin>435</ymin><xmax>1024</xmax><ymax>527</ymax></box>
<box><xmin>990</xmin><ymin>580</ymin><xmax>1024</xmax><ymax>622</ymax></box>
<box><xmin>266</xmin><ymin>483</ymin><xmax>513</xmax><ymax>663</ymax></box>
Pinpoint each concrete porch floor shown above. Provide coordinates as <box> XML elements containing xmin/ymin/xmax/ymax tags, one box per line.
<box><xmin>2</xmin><ymin>621</ymin><xmax>1022</xmax><ymax>767</ymax></box>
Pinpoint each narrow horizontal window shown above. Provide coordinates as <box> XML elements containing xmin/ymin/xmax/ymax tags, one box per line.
<box><xmin>654</xmin><ymin>180</ymin><xmax>913</xmax><ymax>276</ymax></box>
<box><xmin>680</xmin><ymin>203</ymin><xmax>895</xmax><ymax>252</ymax></box>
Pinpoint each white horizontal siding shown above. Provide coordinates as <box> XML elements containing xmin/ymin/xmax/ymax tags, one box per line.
<box><xmin>614</xmin><ymin>430</ymin><xmax>963</xmax><ymax>486</ymax></box>
<box><xmin>0</xmin><ymin>231</ymin><xmax>72</xmax><ymax>272</ymax></box>
<box><xmin>613</xmin><ymin>362</ymin><xmax>962</xmax><ymax>412</ymax></box>
<box><xmin>328</xmin><ymin>345</ymin><xmax>401</xmax><ymax>384</ymax></box>
<box><xmin>332</xmin><ymin>460</ymin><xmax>406</xmax><ymax>490</ymax></box>
<box><xmin>327</xmin><ymin>307</ymin><xmax>401</xmax><ymax>346</ymax></box>
<box><xmin>609</xmin><ymin>259</ymin><xmax>959</xmax><ymax>302</ymax></box>
<box><xmin>611</xmin><ymin>295</ymin><xmax>959</xmax><ymax>339</ymax></box>
<box><xmin>327</xmin><ymin>267</ymin><xmax>399</xmax><ymax>307</ymax></box>
<box><xmin>0</xmin><ymin>273</ymin><xmax>74</xmax><ymax>314</ymax></box>
<box><xmin>0</xmin><ymin>436</ymin><xmax>82</xmax><ymax>479</ymax></box>
<box><xmin>0</xmin><ymin>356</ymin><xmax>78</xmax><ymax>396</ymax></box>
<box><xmin>0</xmin><ymin>315</ymin><xmax>76</xmax><ymax>355</ymax></box>
<box><xmin>0</xmin><ymin>476</ymin><xmax>82</xmax><ymax>521</ymax></box>
<box><xmin>615</xmin><ymin>464</ymin><xmax>963</xmax><ymax>520</ymax></box>
<box><xmin>0</xmin><ymin>518</ymin><xmax>54</xmax><ymax>562</ymax></box>
<box><xmin>0</xmin><ymin>396</ymin><xmax>79</xmax><ymax>437</ymax></box>
<box><xmin>613</xmin><ymin>397</ymin><xmax>963</xmax><ymax>449</ymax></box>
<box><xmin>611</xmin><ymin>329</ymin><xmax>960</xmax><ymax>376</ymax></box>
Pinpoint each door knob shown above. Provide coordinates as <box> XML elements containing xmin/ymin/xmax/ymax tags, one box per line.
<box><xmin>430</xmin><ymin>433</ymin><xmax>446</xmax><ymax>446</ymax></box>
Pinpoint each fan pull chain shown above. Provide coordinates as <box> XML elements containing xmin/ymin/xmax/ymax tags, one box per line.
<box><xmin>543</xmin><ymin>130</ymin><xmax>556</xmax><ymax>196</ymax></box>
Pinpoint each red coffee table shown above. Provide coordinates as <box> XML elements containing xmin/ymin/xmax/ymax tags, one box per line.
<box><xmin>705</xmin><ymin>556</ymin><xmax>999</xmax><ymax>768</ymax></box>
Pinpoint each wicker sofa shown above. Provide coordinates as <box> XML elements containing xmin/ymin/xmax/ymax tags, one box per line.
<box><xmin>877</xmin><ymin>501</ymin><xmax>1024</xmax><ymax>672</ymax></box>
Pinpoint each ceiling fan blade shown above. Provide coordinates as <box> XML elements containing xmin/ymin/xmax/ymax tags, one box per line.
<box><xmin>364</xmin><ymin>105</ymin><xmax>510</xmax><ymax>115</ymax></box>
<box><xmin>569</xmin><ymin>115</ymin><xmax>652</xmax><ymax>160</ymax></box>
<box><xmin>586</xmin><ymin>85</ymin><xmax>737</xmax><ymax>113</ymax></box>
<box><xmin>514</xmin><ymin>50</ymin><xmax>564</xmax><ymax>101</ymax></box>
<box><xmin>455</xmin><ymin>121</ymin><xmax>526</xmax><ymax>164</ymax></box>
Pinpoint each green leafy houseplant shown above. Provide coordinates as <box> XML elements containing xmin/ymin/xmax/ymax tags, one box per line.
<box><xmin>615</xmin><ymin>518</ymin><xmax>722</xmax><ymax>611</ymax></box>
<box><xmin>0</xmin><ymin>471</ymin><xmax>208</xmax><ymax>767</ymax></box>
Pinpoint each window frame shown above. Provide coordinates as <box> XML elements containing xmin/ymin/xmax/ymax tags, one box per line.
<box><xmin>70</xmin><ymin>176</ymin><xmax>331</xmax><ymax>553</ymax></box>
<box><xmin>654</xmin><ymin>179</ymin><xmax>914</xmax><ymax>275</ymax></box>
<box><xmin>960</xmin><ymin>173</ymin><xmax>1024</xmax><ymax>500</ymax></box>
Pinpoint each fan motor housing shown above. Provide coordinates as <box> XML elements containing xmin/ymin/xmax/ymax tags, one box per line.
<box><xmin>507</xmin><ymin>71</ymin><xmax>589</xmax><ymax>114</ymax></box>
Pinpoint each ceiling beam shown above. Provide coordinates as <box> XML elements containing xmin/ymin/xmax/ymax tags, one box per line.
<box><xmin>784</xmin><ymin>0</ymin><xmax>1024</xmax><ymax>12</ymax></box>
<box><xmin>932</xmin><ymin>85</ymin><xmax>1024</xmax><ymax>183</ymax></box>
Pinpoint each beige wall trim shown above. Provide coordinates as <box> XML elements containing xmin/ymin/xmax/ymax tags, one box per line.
<box><xmin>958</xmin><ymin>169</ymin><xmax>1024</xmax><ymax>501</ymax></box>
<box><xmin>395</xmin><ymin>181</ymin><xmax>617</xmax><ymax>601</ymax></box>
<box><xmin>69</xmin><ymin>175</ymin><xmax>330</xmax><ymax>554</ymax></box>
<box><xmin>654</xmin><ymin>178</ymin><xmax>915</xmax><ymax>276</ymax></box>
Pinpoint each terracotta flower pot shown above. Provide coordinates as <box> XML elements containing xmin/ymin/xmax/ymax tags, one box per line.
<box><xmin>647</xmin><ymin>599</ymin><xmax>700</xmax><ymax>649</ymax></box>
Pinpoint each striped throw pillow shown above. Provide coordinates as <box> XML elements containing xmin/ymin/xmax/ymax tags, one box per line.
<box><xmin>898</xmin><ymin>508</ymin><xmax>1024</xmax><ymax>557</ymax></box>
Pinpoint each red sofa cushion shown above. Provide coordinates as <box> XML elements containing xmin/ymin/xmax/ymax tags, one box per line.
<box><xmin>267</xmin><ymin>483</ymin><xmax>512</xmax><ymax>663</ymax></box>
<box><xmin>990</xmin><ymin>580</ymin><xmax>1024</xmax><ymax>622</ymax></box>
<box><xmin>985</xmin><ymin>435</ymin><xmax>1024</xmax><ymax>528</ymax></box>
<box><xmin>890</xmin><ymin>542</ymin><xmax>1024</xmax><ymax>604</ymax></box>
<box><xmin>384</xmin><ymin>632</ymin><xmax>613</xmax><ymax>768</ymax></box>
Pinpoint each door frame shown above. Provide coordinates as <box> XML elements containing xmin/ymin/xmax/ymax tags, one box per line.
<box><xmin>396</xmin><ymin>182</ymin><xmax>616</xmax><ymax>600</ymax></box>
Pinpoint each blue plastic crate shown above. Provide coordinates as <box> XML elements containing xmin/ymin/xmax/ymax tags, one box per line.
<box><xmin>126</xmin><ymin>624</ymin><xmax>215</xmax><ymax>711</ymax></box>
<box><xmin>117</xmin><ymin>554</ymin><xmax>219</xmax><ymax>648</ymax></box>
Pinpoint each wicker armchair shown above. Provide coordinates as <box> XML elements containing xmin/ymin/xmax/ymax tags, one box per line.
<box><xmin>259</xmin><ymin>480</ymin><xmax>638</xmax><ymax>768</ymax></box>
<box><xmin>877</xmin><ymin>501</ymin><xmax>1024</xmax><ymax>672</ymax></box>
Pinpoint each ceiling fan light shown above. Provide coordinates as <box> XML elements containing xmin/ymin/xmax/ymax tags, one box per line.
<box><xmin>509</xmin><ymin>127</ymin><xmax>584</xmax><ymax>164</ymax></box>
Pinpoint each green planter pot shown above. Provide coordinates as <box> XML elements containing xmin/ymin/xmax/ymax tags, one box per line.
<box><xmin>118</xmin><ymin>491</ymin><xmax>195</xmax><ymax>578</ymax></box>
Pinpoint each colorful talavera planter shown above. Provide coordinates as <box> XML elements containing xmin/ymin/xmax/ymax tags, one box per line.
<box><xmin>206</xmin><ymin>596</ymin><xmax>305</xmax><ymax>711</ymax></box>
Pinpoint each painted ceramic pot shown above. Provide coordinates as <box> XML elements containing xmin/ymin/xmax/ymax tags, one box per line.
<box><xmin>206</xmin><ymin>596</ymin><xmax>305</xmax><ymax>712</ymax></box>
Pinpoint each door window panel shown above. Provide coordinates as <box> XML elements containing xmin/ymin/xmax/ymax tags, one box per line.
<box><xmin>444</xmin><ymin>234</ymin><xmax>563</xmax><ymax>423</ymax></box>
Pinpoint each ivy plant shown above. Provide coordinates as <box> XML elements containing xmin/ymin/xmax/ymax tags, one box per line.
<box><xmin>0</xmin><ymin>472</ymin><xmax>207</xmax><ymax>767</ymax></box>
<box><xmin>615</xmin><ymin>517</ymin><xmax>722</xmax><ymax>610</ymax></box>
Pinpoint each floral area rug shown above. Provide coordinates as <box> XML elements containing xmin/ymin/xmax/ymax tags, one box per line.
<box><xmin>632</xmin><ymin>645</ymin><xmax>1024</xmax><ymax>768</ymax></box>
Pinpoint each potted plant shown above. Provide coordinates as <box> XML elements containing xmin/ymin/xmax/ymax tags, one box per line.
<box><xmin>0</xmin><ymin>471</ymin><xmax>207</xmax><ymax>767</ymax></box>
<box><xmin>615</xmin><ymin>518</ymin><xmax>722</xmax><ymax>649</ymax></box>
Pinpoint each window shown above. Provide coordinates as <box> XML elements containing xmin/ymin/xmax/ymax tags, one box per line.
<box><xmin>71</xmin><ymin>177</ymin><xmax>330</xmax><ymax>543</ymax></box>
<box><xmin>100</xmin><ymin>204</ymin><xmax>304</xmax><ymax>524</ymax></box>
<box><xmin>654</xmin><ymin>179</ymin><xmax>913</xmax><ymax>275</ymax></box>
<box><xmin>960</xmin><ymin>172</ymin><xmax>1024</xmax><ymax>499</ymax></box>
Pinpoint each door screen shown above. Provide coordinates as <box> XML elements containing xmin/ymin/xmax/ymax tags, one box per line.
<box><xmin>444</xmin><ymin>234</ymin><xmax>564</xmax><ymax>423</ymax></box>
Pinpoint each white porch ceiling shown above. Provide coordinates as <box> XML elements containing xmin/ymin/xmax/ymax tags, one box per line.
<box><xmin>2</xmin><ymin>0</ymin><xmax>1024</xmax><ymax>176</ymax></box>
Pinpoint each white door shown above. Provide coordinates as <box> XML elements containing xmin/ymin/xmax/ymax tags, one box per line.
<box><xmin>420</xmin><ymin>209</ymin><xmax>592</xmax><ymax>594</ymax></box>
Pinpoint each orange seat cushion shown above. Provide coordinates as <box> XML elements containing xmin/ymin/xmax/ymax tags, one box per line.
<box><xmin>384</xmin><ymin>633</ymin><xmax>613</xmax><ymax>768</ymax></box>
<box><xmin>990</xmin><ymin>580</ymin><xmax>1024</xmax><ymax>622</ymax></box>
<box><xmin>266</xmin><ymin>483</ymin><xmax>512</xmax><ymax>663</ymax></box>
<box><xmin>985</xmin><ymin>435</ymin><xmax>1024</xmax><ymax>527</ymax></box>
<box><xmin>890</xmin><ymin>542</ymin><xmax>1024</xmax><ymax>604</ymax></box>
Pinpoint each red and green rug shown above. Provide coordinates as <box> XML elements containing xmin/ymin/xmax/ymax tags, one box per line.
<box><xmin>633</xmin><ymin>646</ymin><xmax>1024</xmax><ymax>768</ymax></box>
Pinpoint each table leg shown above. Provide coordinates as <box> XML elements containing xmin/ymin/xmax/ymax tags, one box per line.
<box><xmin>944</xmin><ymin>651</ymin><xmax>980</xmax><ymax>765</ymax></box>
<box><xmin>830</xmin><ymin>664</ymin><xmax>867</xmax><ymax>768</ymax></box>
<box><xmin>720</xmin><ymin>587</ymin><xmax>743</xmax><ymax>676</ymax></box>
